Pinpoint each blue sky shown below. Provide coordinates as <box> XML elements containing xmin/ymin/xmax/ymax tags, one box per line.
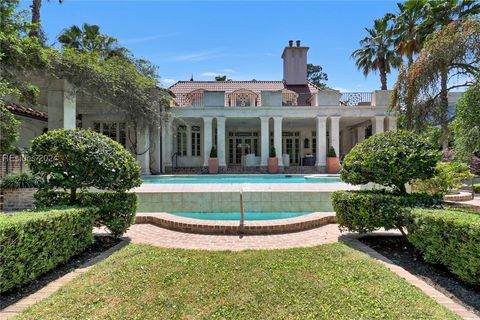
<box><xmin>20</xmin><ymin>0</ymin><xmax>401</xmax><ymax>91</ymax></box>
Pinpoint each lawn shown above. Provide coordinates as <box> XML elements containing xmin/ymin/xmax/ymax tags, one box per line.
<box><xmin>17</xmin><ymin>243</ymin><xmax>458</xmax><ymax>320</ymax></box>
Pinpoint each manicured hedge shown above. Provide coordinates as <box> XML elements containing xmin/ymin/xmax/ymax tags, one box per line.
<box><xmin>331</xmin><ymin>190</ymin><xmax>440</xmax><ymax>234</ymax></box>
<box><xmin>474</xmin><ymin>183</ymin><xmax>480</xmax><ymax>194</ymax></box>
<box><xmin>407</xmin><ymin>209</ymin><xmax>480</xmax><ymax>284</ymax></box>
<box><xmin>0</xmin><ymin>207</ymin><xmax>98</xmax><ymax>293</ymax></box>
<box><xmin>35</xmin><ymin>191</ymin><xmax>137</xmax><ymax>237</ymax></box>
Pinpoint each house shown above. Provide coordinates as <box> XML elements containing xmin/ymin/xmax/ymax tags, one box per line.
<box><xmin>4</xmin><ymin>40</ymin><xmax>462</xmax><ymax>175</ymax></box>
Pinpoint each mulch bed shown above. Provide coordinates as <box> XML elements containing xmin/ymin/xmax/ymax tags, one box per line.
<box><xmin>0</xmin><ymin>235</ymin><xmax>120</xmax><ymax>309</ymax></box>
<box><xmin>360</xmin><ymin>235</ymin><xmax>480</xmax><ymax>316</ymax></box>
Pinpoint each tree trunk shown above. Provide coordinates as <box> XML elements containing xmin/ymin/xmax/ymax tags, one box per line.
<box><xmin>29</xmin><ymin>0</ymin><xmax>42</xmax><ymax>38</ymax></box>
<box><xmin>70</xmin><ymin>187</ymin><xmax>77</xmax><ymax>204</ymax></box>
<box><xmin>405</xmin><ymin>58</ymin><xmax>414</xmax><ymax>130</ymax></box>
<box><xmin>439</xmin><ymin>66</ymin><xmax>450</xmax><ymax>151</ymax></box>
<box><xmin>379</xmin><ymin>64</ymin><xmax>388</xmax><ymax>90</ymax></box>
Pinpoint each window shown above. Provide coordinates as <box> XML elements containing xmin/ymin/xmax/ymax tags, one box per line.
<box><xmin>177</xmin><ymin>125</ymin><xmax>187</xmax><ymax>156</ymax></box>
<box><xmin>93</xmin><ymin>122</ymin><xmax>127</xmax><ymax>146</ymax></box>
<box><xmin>191</xmin><ymin>126</ymin><xmax>201</xmax><ymax>156</ymax></box>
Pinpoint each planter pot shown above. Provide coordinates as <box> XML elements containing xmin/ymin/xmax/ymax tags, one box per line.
<box><xmin>208</xmin><ymin>158</ymin><xmax>219</xmax><ymax>174</ymax></box>
<box><xmin>268</xmin><ymin>157</ymin><xmax>279</xmax><ymax>174</ymax></box>
<box><xmin>327</xmin><ymin>157</ymin><xmax>340</xmax><ymax>174</ymax></box>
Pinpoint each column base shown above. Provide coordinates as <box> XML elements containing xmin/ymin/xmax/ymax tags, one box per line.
<box><xmin>315</xmin><ymin>165</ymin><xmax>327</xmax><ymax>173</ymax></box>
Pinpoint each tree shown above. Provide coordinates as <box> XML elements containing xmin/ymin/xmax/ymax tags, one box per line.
<box><xmin>307</xmin><ymin>63</ymin><xmax>328</xmax><ymax>89</ymax></box>
<box><xmin>28</xmin><ymin>129</ymin><xmax>142</xmax><ymax>203</ymax></box>
<box><xmin>215</xmin><ymin>75</ymin><xmax>228</xmax><ymax>81</ymax></box>
<box><xmin>0</xmin><ymin>104</ymin><xmax>21</xmax><ymax>153</ymax></box>
<box><xmin>453</xmin><ymin>83</ymin><xmax>480</xmax><ymax>162</ymax></box>
<box><xmin>29</xmin><ymin>0</ymin><xmax>64</xmax><ymax>39</ymax></box>
<box><xmin>392</xmin><ymin>19</ymin><xmax>480</xmax><ymax>149</ymax></box>
<box><xmin>58</xmin><ymin>23</ymin><xmax>130</xmax><ymax>59</ymax></box>
<box><xmin>352</xmin><ymin>17</ymin><xmax>402</xmax><ymax>90</ymax></box>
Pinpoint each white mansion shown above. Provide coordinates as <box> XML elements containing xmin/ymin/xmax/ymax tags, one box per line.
<box><xmin>5</xmin><ymin>41</ymin><xmax>461</xmax><ymax>174</ymax></box>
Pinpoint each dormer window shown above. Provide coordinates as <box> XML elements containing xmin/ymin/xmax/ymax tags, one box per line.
<box><xmin>228</xmin><ymin>89</ymin><xmax>258</xmax><ymax>107</ymax></box>
<box><xmin>186</xmin><ymin>89</ymin><xmax>204</xmax><ymax>107</ymax></box>
<box><xmin>282</xmin><ymin>89</ymin><xmax>299</xmax><ymax>106</ymax></box>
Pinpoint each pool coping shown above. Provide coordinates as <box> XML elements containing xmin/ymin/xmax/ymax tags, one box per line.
<box><xmin>136</xmin><ymin>211</ymin><xmax>337</xmax><ymax>235</ymax></box>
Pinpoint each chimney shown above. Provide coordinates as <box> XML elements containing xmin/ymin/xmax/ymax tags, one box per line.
<box><xmin>281</xmin><ymin>40</ymin><xmax>309</xmax><ymax>85</ymax></box>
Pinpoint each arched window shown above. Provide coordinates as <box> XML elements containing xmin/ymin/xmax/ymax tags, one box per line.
<box><xmin>282</xmin><ymin>89</ymin><xmax>299</xmax><ymax>106</ymax></box>
<box><xmin>186</xmin><ymin>89</ymin><xmax>204</xmax><ymax>107</ymax></box>
<box><xmin>227</xmin><ymin>89</ymin><xmax>259</xmax><ymax>107</ymax></box>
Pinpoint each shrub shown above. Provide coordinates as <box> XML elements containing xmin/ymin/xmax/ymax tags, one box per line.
<box><xmin>269</xmin><ymin>146</ymin><xmax>276</xmax><ymax>158</ymax></box>
<box><xmin>406</xmin><ymin>208</ymin><xmax>480</xmax><ymax>284</ymax></box>
<box><xmin>209</xmin><ymin>146</ymin><xmax>217</xmax><ymax>158</ymax></box>
<box><xmin>327</xmin><ymin>146</ymin><xmax>337</xmax><ymax>157</ymax></box>
<box><xmin>0</xmin><ymin>207</ymin><xmax>98</xmax><ymax>293</ymax></box>
<box><xmin>27</xmin><ymin>129</ymin><xmax>142</xmax><ymax>203</ymax></box>
<box><xmin>341</xmin><ymin>130</ymin><xmax>440</xmax><ymax>193</ymax></box>
<box><xmin>0</xmin><ymin>104</ymin><xmax>21</xmax><ymax>153</ymax></box>
<box><xmin>0</xmin><ymin>173</ymin><xmax>43</xmax><ymax>189</ymax></box>
<box><xmin>413</xmin><ymin>161</ymin><xmax>474</xmax><ymax>195</ymax></box>
<box><xmin>331</xmin><ymin>190</ymin><xmax>440</xmax><ymax>234</ymax></box>
<box><xmin>35</xmin><ymin>191</ymin><xmax>137</xmax><ymax>237</ymax></box>
<box><xmin>474</xmin><ymin>183</ymin><xmax>480</xmax><ymax>194</ymax></box>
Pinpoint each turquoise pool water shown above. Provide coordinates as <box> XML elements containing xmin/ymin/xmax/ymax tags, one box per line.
<box><xmin>143</xmin><ymin>174</ymin><xmax>341</xmax><ymax>184</ymax></box>
<box><xmin>172</xmin><ymin>211</ymin><xmax>313</xmax><ymax>220</ymax></box>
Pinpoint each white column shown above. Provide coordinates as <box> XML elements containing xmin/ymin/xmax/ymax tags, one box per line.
<box><xmin>48</xmin><ymin>79</ymin><xmax>76</xmax><ymax>130</ymax></box>
<box><xmin>150</xmin><ymin>124</ymin><xmax>161</xmax><ymax>174</ymax></box>
<box><xmin>203</xmin><ymin>117</ymin><xmax>213</xmax><ymax>166</ymax></box>
<box><xmin>387</xmin><ymin>116</ymin><xmax>397</xmax><ymax>131</ymax></box>
<box><xmin>330</xmin><ymin>116</ymin><xmax>340</xmax><ymax>157</ymax></box>
<box><xmin>161</xmin><ymin>119</ymin><xmax>173</xmax><ymax>170</ymax></box>
<box><xmin>216</xmin><ymin>117</ymin><xmax>226</xmax><ymax>167</ymax></box>
<box><xmin>315</xmin><ymin>116</ymin><xmax>327</xmax><ymax>167</ymax></box>
<box><xmin>136</xmin><ymin>119</ymin><xmax>150</xmax><ymax>175</ymax></box>
<box><xmin>273</xmin><ymin>117</ymin><xmax>283</xmax><ymax>167</ymax></box>
<box><xmin>372</xmin><ymin>116</ymin><xmax>385</xmax><ymax>134</ymax></box>
<box><xmin>357</xmin><ymin>126</ymin><xmax>365</xmax><ymax>143</ymax></box>
<box><xmin>260</xmin><ymin>117</ymin><xmax>269</xmax><ymax>166</ymax></box>
<box><xmin>186</xmin><ymin>124</ymin><xmax>192</xmax><ymax>157</ymax></box>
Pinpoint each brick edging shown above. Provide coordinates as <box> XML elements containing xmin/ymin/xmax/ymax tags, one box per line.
<box><xmin>0</xmin><ymin>239</ymin><xmax>129</xmax><ymax>320</ymax></box>
<box><xmin>343</xmin><ymin>237</ymin><xmax>479</xmax><ymax>320</ymax></box>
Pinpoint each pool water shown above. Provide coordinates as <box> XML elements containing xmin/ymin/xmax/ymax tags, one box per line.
<box><xmin>172</xmin><ymin>211</ymin><xmax>313</xmax><ymax>220</ymax></box>
<box><xmin>143</xmin><ymin>174</ymin><xmax>341</xmax><ymax>184</ymax></box>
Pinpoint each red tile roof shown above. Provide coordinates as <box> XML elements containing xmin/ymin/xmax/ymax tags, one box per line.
<box><xmin>3</xmin><ymin>102</ymin><xmax>48</xmax><ymax>121</ymax></box>
<box><xmin>169</xmin><ymin>81</ymin><xmax>319</xmax><ymax>106</ymax></box>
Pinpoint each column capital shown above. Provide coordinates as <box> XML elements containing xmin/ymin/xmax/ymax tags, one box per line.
<box><xmin>216</xmin><ymin>116</ymin><xmax>226</xmax><ymax>124</ymax></box>
<box><xmin>203</xmin><ymin>116</ymin><xmax>213</xmax><ymax>122</ymax></box>
<box><xmin>273</xmin><ymin>116</ymin><xmax>283</xmax><ymax>121</ymax></box>
<box><xmin>259</xmin><ymin>116</ymin><xmax>270</xmax><ymax>122</ymax></box>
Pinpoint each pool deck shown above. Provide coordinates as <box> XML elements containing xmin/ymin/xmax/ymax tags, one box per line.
<box><xmin>133</xmin><ymin>181</ymin><xmax>358</xmax><ymax>193</ymax></box>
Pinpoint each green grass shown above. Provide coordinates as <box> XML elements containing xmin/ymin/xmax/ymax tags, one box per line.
<box><xmin>17</xmin><ymin>243</ymin><xmax>458</xmax><ymax>320</ymax></box>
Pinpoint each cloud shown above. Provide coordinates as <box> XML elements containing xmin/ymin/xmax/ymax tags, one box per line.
<box><xmin>122</xmin><ymin>32</ymin><xmax>179</xmax><ymax>44</ymax></box>
<box><xmin>219</xmin><ymin>68</ymin><xmax>235</xmax><ymax>73</ymax></box>
<box><xmin>161</xmin><ymin>78</ymin><xmax>176</xmax><ymax>85</ymax></box>
<box><xmin>174</xmin><ymin>49</ymin><xmax>224</xmax><ymax>62</ymax></box>
<box><xmin>200</xmin><ymin>72</ymin><xmax>221</xmax><ymax>77</ymax></box>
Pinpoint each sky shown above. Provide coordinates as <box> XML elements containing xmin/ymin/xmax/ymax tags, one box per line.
<box><xmin>20</xmin><ymin>0</ymin><xmax>401</xmax><ymax>91</ymax></box>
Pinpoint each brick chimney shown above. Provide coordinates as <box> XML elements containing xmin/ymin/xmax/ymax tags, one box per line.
<box><xmin>281</xmin><ymin>40</ymin><xmax>309</xmax><ymax>85</ymax></box>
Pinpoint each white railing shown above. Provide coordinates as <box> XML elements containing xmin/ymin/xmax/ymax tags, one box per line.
<box><xmin>340</xmin><ymin>92</ymin><xmax>372</xmax><ymax>106</ymax></box>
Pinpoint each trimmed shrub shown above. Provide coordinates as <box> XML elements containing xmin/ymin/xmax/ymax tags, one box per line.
<box><xmin>0</xmin><ymin>173</ymin><xmax>43</xmax><ymax>189</ymax></box>
<box><xmin>406</xmin><ymin>208</ymin><xmax>480</xmax><ymax>284</ymax></box>
<box><xmin>209</xmin><ymin>146</ymin><xmax>217</xmax><ymax>158</ymax></box>
<box><xmin>269</xmin><ymin>146</ymin><xmax>276</xmax><ymax>158</ymax></box>
<box><xmin>331</xmin><ymin>190</ymin><xmax>440</xmax><ymax>234</ymax></box>
<box><xmin>0</xmin><ymin>207</ymin><xmax>98</xmax><ymax>293</ymax></box>
<box><xmin>413</xmin><ymin>161</ymin><xmax>474</xmax><ymax>195</ymax></box>
<box><xmin>474</xmin><ymin>183</ymin><xmax>480</xmax><ymax>194</ymax></box>
<box><xmin>327</xmin><ymin>146</ymin><xmax>337</xmax><ymax>157</ymax></box>
<box><xmin>341</xmin><ymin>130</ymin><xmax>440</xmax><ymax>193</ymax></box>
<box><xmin>35</xmin><ymin>191</ymin><xmax>137</xmax><ymax>237</ymax></box>
<box><xmin>27</xmin><ymin>129</ymin><xmax>142</xmax><ymax>203</ymax></box>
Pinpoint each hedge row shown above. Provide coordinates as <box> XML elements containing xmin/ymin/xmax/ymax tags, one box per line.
<box><xmin>0</xmin><ymin>207</ymin><xmax>98</xmax><ymax>293</ymax></box>
<box><xmin>35</xmin><ymin>191</ymin><xmax>137</xmax><ymax>237</ymax></box>
<box><xmin>407</xmin><ymin>209</ymin><xmax>480</xmax><ymax>285</ymax></box>
<box><xmin>331</xmin><ymin>190</ymin><xmax>441</xmax><ymax>234</ymax></box>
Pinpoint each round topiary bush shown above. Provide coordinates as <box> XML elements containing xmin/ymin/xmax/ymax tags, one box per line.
<box><xmin>341</xmin><ymin>130</ymin><xmax>440</xmax><ymax>193</ymax></box>
<box><xmin>28</xmin><ymin>129</ymin><xmax>142</xmax><ymax>203</ymax></box>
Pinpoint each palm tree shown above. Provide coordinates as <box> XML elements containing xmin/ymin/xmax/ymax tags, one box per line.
<box><xmin>58</xmin><ymin>23</ymin><xmax>129</xmax><ymax>59</ymax></box>
<box><xmin>422</xmin><ymin>0</ymin><xmax>480</xmax><ymax>149</ymax></box>
<box><xmin>352</xmin><ymin>17</ymin><xmax>401</xmax><ymax>90</ymax></box>
<box><xmin>29</xmin><ymin>0</ymin><xmax>64</xmax><ymax>38</ymax></box>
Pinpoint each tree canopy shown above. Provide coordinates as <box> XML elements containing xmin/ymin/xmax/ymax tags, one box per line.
<box><xmin>307</xmin><ymin>64</ymin><xmax>328</xmax><ymax>89</ymax></box>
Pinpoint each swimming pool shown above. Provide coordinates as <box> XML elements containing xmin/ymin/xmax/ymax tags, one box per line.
<box><xmin>143</xmin><ymin>174</ymin><xmax>341</xmax><ymax>184</ymax></box>
<box><xmin>172</xmin><ymin>211</ymin><xmax>313</xmax><ymax>220</ymax></box>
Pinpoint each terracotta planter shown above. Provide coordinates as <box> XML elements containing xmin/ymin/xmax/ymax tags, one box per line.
<box><xmin>268</xmin><ymin>157</ymin><xmax>279</xmax><ymax>174</ymax></box>
<box><xmin>327</xmin><ymin>157</ymin><xmax>340</xmax><ymax>174</ymax></box>
<box><xmin>208</xmin><ymin>158</ymin><xmax>218</xmax><ymax>174</ymax></box>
